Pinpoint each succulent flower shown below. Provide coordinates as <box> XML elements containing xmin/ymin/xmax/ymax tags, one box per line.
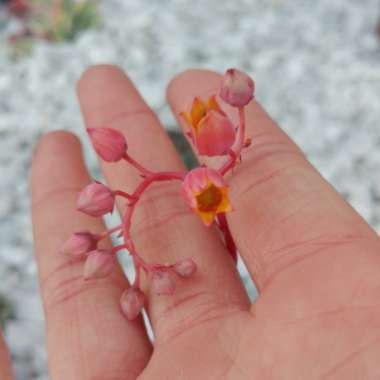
<box><xmin>182</xmin><ymin>167</ymin><xmax>232</xmax><ymax>226</ymax></box>
<box><xmin>220</xmin><ymin>68</ymin><xmax>255</xmax><ymax>107</ymax></box>
<box><xmin>181</xmin><ymin>96</ymin><xmax>235</xmax><ymax>156</ymax></box>
<box><xmin>60</xmin><ymin>68</ymin><xmax>254</xmax><ymax>320</ymax></box>
<box><xmin>59</xmin><ymin>231</ymin><xmax>97</xmax><ymax>259</ymax></box>
<box><xmin>77</xmin><ymin>181</ymin><xmax>115</xmax><ymax>217</ymax></box>
<box><xmin>120</xmin><ymin>287</ymin><xmax>145</xmax><ymax>320</ymax></box>
<box><xmin>87</xmin><ymin>127</ymin><xmax>127</xmax><ymax>162</ymax></box>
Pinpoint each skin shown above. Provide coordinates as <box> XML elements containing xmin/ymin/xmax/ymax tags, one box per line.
<box><xmin>1</xmin><ymin>66</ymin><xmax>380</xmax><ymax>379</ymax></box>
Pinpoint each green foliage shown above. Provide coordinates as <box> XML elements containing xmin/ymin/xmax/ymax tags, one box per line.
<box><xmin>0</xmin><ymin>294</ymin><xmax>15</xmax><ymax>329</ymax></box>
<box><xmin>47</xmin><ymin>0</ymin><xmax>100</xmax><ymax>42</ymax></box>
<box><xmin>168</xmin><ymin>130</ymin><xmax>198</xmax><ymax>169</ymax></box>
<box><xmin>9</xmin><ymin>0</ymin><xmax>99</xmax><ymax>52</ymax></box>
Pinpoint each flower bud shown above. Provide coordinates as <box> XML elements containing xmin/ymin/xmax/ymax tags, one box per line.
<box><xmin>87</xmin><ymin>127</ymin><xmax>127</xmax><ymax>162</ymax></box>
<box><xmin>83</xmin><ymin>249</ymin><xmax>116</xmax><ymax>280</ymax></box>
<box><xmin>195</xmin><ymin>110</ymin><xmax>235</xmax><ymax>156</ymax></box>
<box><xmin>220</xmin><ymin>68</ymin><xmax>255</xmax><ymax>107</ymax></box>
<box><xmin>151</xmin><ymin>271</ymin><xmax>176</xmax><ymax>295</ymax></box>
<box><xmin>59</xmin><ymin>231</ymin><xmax>97</xmax><ymax>259</ymax></box>
<box><xmin>7</xmin><ymin>0</ymin><xmax>30</xmax><ymax>18</ymax></box>
<box><xmin>181</xmin><ymin>96</ymin><xmax>236</xmax><ymax>157</ymax></box>
<box><xmin>174</xmin><ymin>258</ymin><xmax>197</xmax><ymax>278</ymax></box>
<box><xmin>120</xmin><ymin>287</ymin><xmax>145</xmax><ymax>320</ymax></box>
<box><xmin>77</xmin><ymin>182</ymin><xmax>115</xmax><ymax>217</ymax></box>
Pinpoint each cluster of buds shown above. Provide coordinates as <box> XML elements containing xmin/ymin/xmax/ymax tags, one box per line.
<box><xmin>60</xmin><ymin>68</ymin><xmax>255</xmax><ymax>320</ymax></box>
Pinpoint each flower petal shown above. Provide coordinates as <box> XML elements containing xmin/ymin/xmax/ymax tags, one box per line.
<box><xmin>190</xmin><ymin>97</ymin><xmax>207</xmax><ymax>128</ymax></box>
<box><xmin>195</xmin><ymin>110</ymin><xmax>236</xmax><ymax>156</ymax></box>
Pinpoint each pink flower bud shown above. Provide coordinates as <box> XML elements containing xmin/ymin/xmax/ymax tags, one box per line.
<box><xmin>181</xmin><ymin>96</ymin><xmax>236</xmax><ymax>157</ymax></box>
<box><xmin>151</xmin><ymin>271</ymin><xmax>176</xmax><ymax>295</ymax></box>
<box><xmin>220</xmin><ymin>68</ymin><xmax>255</xmax><ymax>107</ymax></box>
<box><xmin>87</xmin><ymin>127</ymin><xmax>127</xmax><ymax>162</ymax></box>
<box><xmin>77</xmin><ymin>181</ymin><xmax>115</xmax><ymax>217</ymax></box>
<box><xmin>7</xmin><ymin>0</ymin><xmax>30</xmax><ymax>18</ymax></box>
<box><xmin>195</xmin><ymin>110</ymin><xmax>236</xmax><ymax>156</ymax></box>
<box><xmin>120</xmin><ymin>287</ymin><xmax>145</xmax><ymax>320</ymax></box>
<box><xmin>174</xmin><ymin>258</ymin><xmax>197</xmax><ymax>278</ymax></box>
<box><xmin>83</xmin><ymin>249</ymin><xmax>116</xmax><ymax>280</ymax></box>
<box><xmin>59</xmin><ymin>231</ymin><xmax>97</xmax><ymax>259</ymax></box>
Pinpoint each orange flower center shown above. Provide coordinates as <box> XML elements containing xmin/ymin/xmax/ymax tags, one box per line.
<box><xmin>196</xmin><ymin>184</ymin><xmax>223</xmax><ymax>213</ymax></box>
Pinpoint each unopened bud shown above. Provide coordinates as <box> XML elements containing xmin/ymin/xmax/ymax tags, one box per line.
<box><xmin>151</xmin><ymin>271</ymin><xmax>176</xmax><ymax>295</ymax></box>
<box><xmin>120</xmin><ymin>287</ymin><xmax>145</xmax><ymax>320</ymax></box>
<box><xmin>220</xmin><ymin>68</ymin><xmax>255</xmax><ymax>107</ymax></box>
<box><xmin>59</xmin><ymin>231</ymin><xmax>97</xmax><ymax>259</ymax></box>
<box><xmin>77</xmin><ymin>181</ymin><xmax>115</xmax><ymax>217</ymax></box>
<box><xmin>174</xmin><ymin>258</ymin><xmax>197</xmax><ymax>278</ymax></box>
<box><xmin>83</xmin><ymin>249</ymin><xmax>116</xmax><ymax>280</ymax></box>
<box><xmin>87</xmin><ymin>127</ymin><xmax>127</xmax><ymax>162</ymax></box>
<box><xmin>196</xmin><ymin>110</ymin><xmax>236</xmax><ymax>156</ymax></box>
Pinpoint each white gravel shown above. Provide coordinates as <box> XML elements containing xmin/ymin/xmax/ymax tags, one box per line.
<box><xmin>0</xmin><ymin>0</ymin><xmax>380</xmax><ymax>378</ymax></box>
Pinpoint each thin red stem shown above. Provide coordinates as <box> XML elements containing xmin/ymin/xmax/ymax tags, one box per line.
<box><xmin>119</xmin><ymin>170</ymin><xmax>185</xmax><ymax>286</ymax></box>
<box><xmin>218</xmin><ymin>107</ymin><xmax>246</xmax><ymax>176</ymax></box>
<box><xmin>123</xmin><ymin>153</ymin><xmax>153</xmax><ymax>177</ymax></box>
<box><xmin>217</xmin><ymin>213</ymin><xmax>237</xmax><ymax>264</ymax></box>
<box><xmin>96</xmin><ymin>224</ymin><xmax>123</xmax><ymax>241</ymax></box>
<box><xmin>111</xmin><ymin>244</ymin><xmax>128</xmax><ymax>254</ymax></box>
<box><xmin>113</xmin><ymin>190</ymin><xmax>135</xmax><ymax>200</ymax></box>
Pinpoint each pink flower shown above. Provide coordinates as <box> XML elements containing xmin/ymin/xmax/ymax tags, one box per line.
<box><xmin>151</xmin><ymin>271</ymin><xmax>176</xmax><ymax>295</ymax></box>
<box><xmin>59</xmin><ymin>231</ymin><xmax>97</xmax><ymax>259</ymax></box>
<box><xmin>182</xmin><ymin>167</ymin><xmax>232</xmax><ymax>226</ymax></box>
<box><xmin>181</xmin><ymin>96</ymin><xmax>235</xmax><ymax>156</ymax></box>
<box><xmin>83</xmin><ymin>249</ymin><xmax>116</xmax><ymax>280</ymax></box>
<box><xmin>77</xmin><ymin>181</ymin><xmax>115</xmax><ymax>217</ymax></box>
<box><xmin>120</xmin><ymin>287</ymin><xmax>145</xmax><ymax>320</ymax></box>
<box><xmin>220</xmin><ymin>68</ymin><xmax>255</xmax><ymax>107</ymax></box>
<box><xmin>87</xmin><ymin>127</ymin><xmax>127</xmax><ymax>162</ymax></box>
<box><xmin>7</xmin><ymin>0</ymin><xmax>30</xmax><ymax>18</ymax></box>
<box><xmin>174</xmin><ymin>258</ymin><xmax>197</xmax><ymax>278</ymax></box>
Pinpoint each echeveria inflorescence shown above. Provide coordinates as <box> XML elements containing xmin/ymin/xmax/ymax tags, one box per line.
<box><xmin>60</xmin><ymin>68</ymin><xmax>255</xmax><ymax>320</ymax></box>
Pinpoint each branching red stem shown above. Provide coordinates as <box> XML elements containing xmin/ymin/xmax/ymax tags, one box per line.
<box><xmin>123</xmin><ymin>153</ymin><xmax>153</xmax><ymax>177</ymax></box>
<box><xmin>118</xmin><ymin>169</ymin><xmax>185</xmax><ymax>286</ymax></box>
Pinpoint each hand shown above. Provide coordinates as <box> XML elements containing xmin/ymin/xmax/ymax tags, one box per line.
<box><xmin>2</xmin><ymin>66</ymin><xmax>380</xmax><ymax>379</ymax></box>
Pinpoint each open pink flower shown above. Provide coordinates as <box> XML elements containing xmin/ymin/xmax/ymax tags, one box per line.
<box><xmin>77</xmin><ymin>181</ymin><xmax>115</xmax><ymax>217</ymax></box>
<box><xmin>181</xmin><ymin>96</ymin><xmax>235</xmax><ymax>156</ymax></box>
<box><xmin>83</xmin><ymin>249</ymin><xmax>116</xmax><ymax>280</ymax></box>
<box><xmin>182</xmin><ymin>167</ymin><xmax>232</xmax><ymax>226</ymax></box>
<box><xmin>59</xmin><ymin>231</ymin><xmax>97</xmax><ymax>259</ymax></box>
<box><xmin>87</xmin><ymin>127</ymin><xmax>127</xmax><ymax>162</ymax></box>
<box><xmin>220</xmin><ymin>68</ymin><xmax>255</xmax><ymax>107</ymax></box>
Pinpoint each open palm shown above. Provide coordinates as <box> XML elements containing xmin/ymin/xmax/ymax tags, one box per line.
<box><xmin>2</xmin><ymin>66</ymin><xmax>379</xmax><ymax>380</ymax></box>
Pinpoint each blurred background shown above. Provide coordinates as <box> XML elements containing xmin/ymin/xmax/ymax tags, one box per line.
<box><xmin>0</xmin><ymin>0</ymin><xmax>380</xmax><ymax>378</ymax></box>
